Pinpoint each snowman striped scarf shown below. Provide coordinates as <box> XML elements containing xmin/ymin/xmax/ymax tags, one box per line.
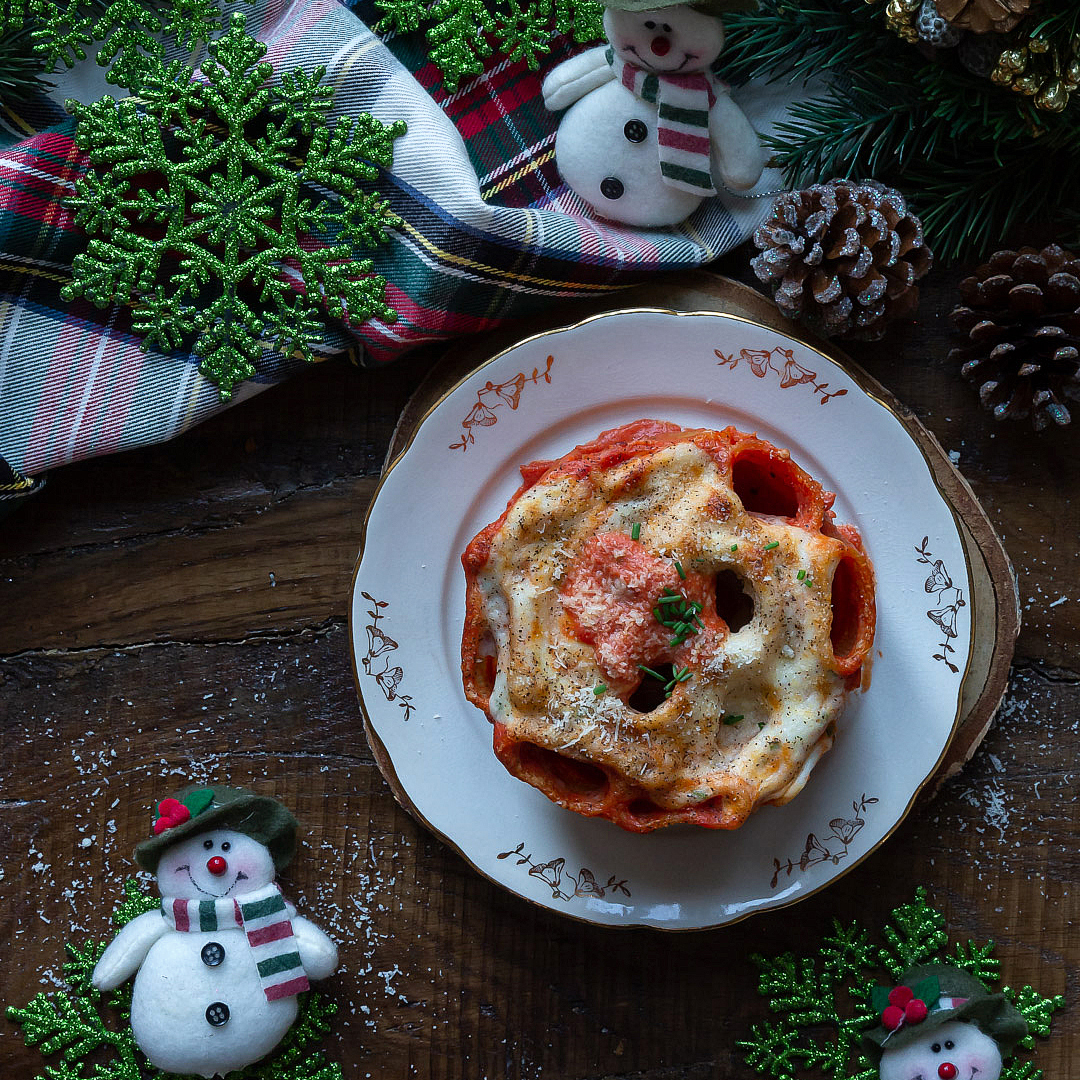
<box><xmin>605</xmin><ymin>47</ymin><xmax>717</xmax><ymax>196</ymax></box>
<box><xmin>162</xmin><ymin>884</ymin><xmax>310</xmax><ymax>1001</ymax></box>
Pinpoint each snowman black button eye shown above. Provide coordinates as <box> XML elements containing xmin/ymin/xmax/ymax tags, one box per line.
<box><xmin>600</xmin><ymin>177</ymin><xmax>624</xmax><ymax>200</ymax></box>
<box><xmin>221</xmin><ymin>841</ymin><xmax>230</xmax><ymax>852</ymax></box>
<box><xmin>203</xmin><ymin>839</ymin><xmax>213</xmax><ymax>850</ymax></box>
<box><xmin>624</xmin><ymin>119</ymin><xmax>648</xmax><ymax>143</ymax></box>
<box><xmin>644</xmin><ymin>20</ymin><xmax>655</xmax><ymax>28</ymax></box>
<box><xmin>662</xmin><ymin>23</ymin><xmax>671</xmax><ymax>32</ymax></box>
<box><xmin>944</xmin><ymin>1041</ymin><xmax>954</xmax><ymax>1050</ymax></box>
<box><xmin>931</xmin><ymin>1043</ymin><xmax>941</xmax><ymax>1054</ymax></box>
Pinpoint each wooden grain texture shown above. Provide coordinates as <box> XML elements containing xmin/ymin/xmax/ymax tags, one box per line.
<box><xmin>1</xmin><ymin>257</ymin><xmax>1077</xmax><ymax>1080</ymax></box>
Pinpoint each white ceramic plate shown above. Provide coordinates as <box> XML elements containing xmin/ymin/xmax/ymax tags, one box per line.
<box><xmin>350</xmin><ymin>310</ymin><xmax>973</xmax><ymax>929</ymax></box>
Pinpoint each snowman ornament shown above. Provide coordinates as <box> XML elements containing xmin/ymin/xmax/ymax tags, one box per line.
<box><xmin>863</xmin><ymin>965</ymin><xmax>1029</xmax><ymax>1080</ymax></box>
<box><xmin>542</xmin><ymin>0</ymin><xmax>765</xmax><ymax>227</ymax></box>
<box><xmin>92</xmin><ymin>786</ymin><xmax>338</xmax><ymax>1078</ymax></box>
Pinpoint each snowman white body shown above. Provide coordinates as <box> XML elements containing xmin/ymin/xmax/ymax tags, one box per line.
<box><xmin>93</xmin><ymin>828</ymin><xmax>338</xmax><ymax>1078</ymax></box>
<box><xmin>542</xmin><ymin>7</ymin><xmax>765</xmax><ymax>226</ymax></box>
<box><xmin>878</xmin><ymin>1020</ymin><xmax>1004</xmax><ymax>1080</ymax></box>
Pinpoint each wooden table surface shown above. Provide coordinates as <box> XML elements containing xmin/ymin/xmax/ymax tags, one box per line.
<box><xmin>1</xmin><ymin>254</ymin><xmax>1076</xmax><ymax>1079</ymax></box>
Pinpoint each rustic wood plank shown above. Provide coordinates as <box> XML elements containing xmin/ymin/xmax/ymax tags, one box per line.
<box><xmin>0</xmin><ymin>643</ymin><xmax>1074</xmax><ymax>1077</ymax></box>
<box><xmin>1</xmin><ymin>256</ymin><xmax>1077</xmax><ymax>1080</ymax></box>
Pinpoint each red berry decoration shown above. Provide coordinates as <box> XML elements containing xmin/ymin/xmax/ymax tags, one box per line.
<box><xmin>904</xmin><ymin>998</ymin><xmax>929</xmax><ymax>1023</ymax></box>
<box><xmin>938</xmin><ymin>1064</ymin><xmax>958</xmax><ymax>1080</ymax></box>
<box><xmin>881</xmin><ymin>1004</ymin><xmax>905</xmax><ymax>1030</ymax></box>
<box><xmin>152</xmin><ymin>797</ymin><xmax>191</xmax><ymax>835</ymax></box>
<box><xmin>888</xmin><ymin>985</ymin><xmax>914</xmax><ymax>1007</ymax></box>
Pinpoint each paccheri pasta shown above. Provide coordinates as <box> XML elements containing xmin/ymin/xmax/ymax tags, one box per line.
<box><xmin>461</xmin><ymin>420</ymin><xmax>875</xmax><ymax>833</ymax></box>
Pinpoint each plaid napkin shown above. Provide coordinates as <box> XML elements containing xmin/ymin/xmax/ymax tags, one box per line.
<box><xmin>0</xmin><ymin>0</ymin><xmax>794</xmax><ymax>505</ymax></box>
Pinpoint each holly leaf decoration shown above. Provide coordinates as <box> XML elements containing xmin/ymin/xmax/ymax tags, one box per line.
<box><xmin>181</xmin><ymin>787</ymin><xmax>215</xmax><ymax>818</ymax></box>
<box><xmin>910</xmin><ymin>973</ymin><xmax>941</xmax><ymax>1009</ymax></box>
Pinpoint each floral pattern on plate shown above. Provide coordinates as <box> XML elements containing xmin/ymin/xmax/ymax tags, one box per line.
<box><xmin>352</xmin><ymin>309</ymin><xmax>973</xmax><ymax>929</ymax></box>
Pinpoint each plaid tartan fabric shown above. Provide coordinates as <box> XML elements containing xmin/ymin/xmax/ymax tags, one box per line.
<box><xmin>0</xmin><ymin>0</ymin><xmax>791</xmax><ymax>494</ymax></box>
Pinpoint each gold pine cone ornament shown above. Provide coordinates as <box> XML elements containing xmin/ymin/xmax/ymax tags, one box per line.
<box><xmin>934</xmin><ymin>0</ymin><xmax>1033</xmax><ymax>34</ymax></box>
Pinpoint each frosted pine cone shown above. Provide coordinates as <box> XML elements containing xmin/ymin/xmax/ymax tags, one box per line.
<box><xmin>949</xmin><ymin>245</ymin><xmax>1080</xmax><ymax>429</ymax></box>
<box><xmin>751</xmin><ymin>180</ymin><xmax>933</xmax><ymax>341</ymax></box>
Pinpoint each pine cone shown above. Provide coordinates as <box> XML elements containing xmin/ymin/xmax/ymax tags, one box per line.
<box><xmin>751</xmin><ymin>180</ymin><xmax>932</xmax><ymax>341</ymax></box>
<box><xmin>935</xmin><ymin>0</ymin><xmax>1031</xmax><ymax>34</ymax></box>
<box><xmin>949</xmin><ymin>245</ymin><xmax>1080</xmax><ymax>429</ymax></box>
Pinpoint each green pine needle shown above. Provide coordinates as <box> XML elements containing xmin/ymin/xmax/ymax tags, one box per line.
<box><xmin>722</xmin><ymin>0</ymin><xmax>1080</xmax><ymax>264</ymax></box>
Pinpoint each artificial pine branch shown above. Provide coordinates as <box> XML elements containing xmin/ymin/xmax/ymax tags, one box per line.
<box><xmin>721</xmin><ymin>0</ymin><xmax>1080</xmax><ymax>263</ymax></box>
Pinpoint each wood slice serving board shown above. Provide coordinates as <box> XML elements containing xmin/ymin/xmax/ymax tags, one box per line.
<box><xmin>369</xmin><ymin>272</ymin><xmax>1019</xmax><ymax>824</ymax></box>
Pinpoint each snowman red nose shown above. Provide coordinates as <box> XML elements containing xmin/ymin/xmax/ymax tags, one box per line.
<box><xmin>938</xmin><ymin>1064</ymin><xmax>957</xmax><ymax>1080</ymax></box>
<box><xmin>650</xmin><ymin>35</ymin><xmax>670</xmax><ymax>56</ymax></box>
<box><xmin>206</xmin><ymin>856</ymin><xmax>228</xmax><ymax>876</ymax></box>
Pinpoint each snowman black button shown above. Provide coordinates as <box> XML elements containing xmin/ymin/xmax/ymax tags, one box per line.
<box><xmin>624</xmin><ymin>119</ymin><xmax>648</xmax><ymax>143</ymax></box>
<box><xmin>201</xmin><ymin>942</ymin><xmax>225</xmax><ymax>967</ymax></box>
<box><xmin>205</xmin><ymin>1002</ymin><xmax>230</xmax><ymax>1027</ymax></box>
<box><xmin>600</xmin><ymin>177</ymin><xmax>624</xmax><ymax>200</ymax></box>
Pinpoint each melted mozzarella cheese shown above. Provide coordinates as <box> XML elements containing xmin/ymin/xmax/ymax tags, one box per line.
<box><xmin>468</xmin><ymin>432</ymin><xmax>870</xmax><ymax>828</ymax></box>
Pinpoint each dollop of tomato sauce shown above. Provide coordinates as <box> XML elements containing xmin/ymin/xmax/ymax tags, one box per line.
<box><xmin>559</xmin><ymin>532</ymin><xmax>723</xmax><ymax>688</ymax></box>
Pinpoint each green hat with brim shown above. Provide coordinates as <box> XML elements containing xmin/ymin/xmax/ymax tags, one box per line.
<box><xmin>134</xmin><ymin>785</ymin><xmax>298</xmax><ymax>874</ymax></box>
<box><xmin>602</xmin><ymin>0</ymin><xmax>758</xmax><ymax>13</ymax></box>
<box><xmin>862</xmin><ymin>964</ymin><xmax>1028</xmax><ymax>1063</ymax></box>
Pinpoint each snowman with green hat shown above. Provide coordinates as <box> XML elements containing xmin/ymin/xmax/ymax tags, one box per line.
<box><xmin>863</xmin><ymin>964</ymin><xmax>1028</xmax><ymax>1080</ymax></box>
<box><xmin>541</xmin><ymin>0</ymin><xmax>765</xmax><ymax>226</ymax></box>
<box><xmin>92</xmin><ymin>786</ymin><xmax>338</xmax><ymax>1078</ymax></box>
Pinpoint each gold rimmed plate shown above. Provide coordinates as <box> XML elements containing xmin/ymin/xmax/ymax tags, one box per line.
<box><xmin>349</xmin><ymin>306</ymin><xmax>975</xmax><ymax>929</ymax></box>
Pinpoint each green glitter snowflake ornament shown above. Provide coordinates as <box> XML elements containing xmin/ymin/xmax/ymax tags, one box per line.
<box><xmin>373</xmin><ymin>0</ymin><xmax>604</xmax><ymax>90</ymax></box>
<box><xmin>63</xmin><ymin>13</ymin><xmax>406</xmax><ymax>399</ymax></box>
<box><xmin>739</xmin><ymin>889</ymin><xmax>1064</xmax><ymax>1080</ymax></box>
<box><xmin>6</xmin><ymin>881</ymin><xmax>343</xmax><ymax>1080</ymax></box>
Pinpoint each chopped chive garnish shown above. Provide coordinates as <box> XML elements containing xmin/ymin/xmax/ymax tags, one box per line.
<box><xmin>722</xmin><ymin>714</ymin><xmax>745</xmax><ymax>725</ymax></box>
<box><xmin>674</xmin><ymin>560</ymin><xmax>686</xmax><ymax>579</ymax></box>
<box><xmin>654</xmin><ymin>587</ymin><xmax>704</xmax><ymax>648</ymax></box>
<box><xmin>805</xmin><ymin>577</ymin><xmax>814</xmax><ymax>588</ymax></box>
<box><xmin>638</xmin><ymin>664</ymin><xmax>665</xmax><ymax>681</ymax></box>
<box><xmin>631</xmin><ymin>522</ymin><xmax>641</xmax><ymax>540</ymax></box>
<box><xmin>764</xmin><ymin>541</ymin><xmax>779</xmax><ymax>550</ymax></box>
<box><xmin>593</xmin><ymin>684</ymin><xmax>607</xmax><ymax>695</ymax></box>
<box><xmin>797</xmin><ymin>570</ymin><xmax>806</xmax><ymax>580</ymax></box>
<box><xmin>730</xmin><ymin>543</ymin><xmax>738</xmax><ymax>552</ymax></box>
<box><xmin>758</xmin><ymin>722</ymin><xmax>766</xmax><ymax>730</ymax></box>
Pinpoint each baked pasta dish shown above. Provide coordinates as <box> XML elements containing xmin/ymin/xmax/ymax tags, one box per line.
<box><xmin>461</xmin><ymin>420</ymin><xmax>875</xmax><ymax>833</ymax></box>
